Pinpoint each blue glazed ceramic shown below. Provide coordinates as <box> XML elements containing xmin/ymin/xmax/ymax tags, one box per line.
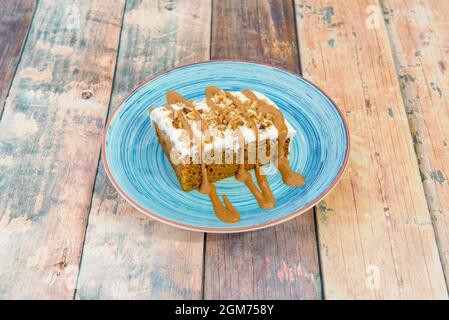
<box><xmin>103</xmin><ymin>61</ymin><xmax>350</xmax><ymax>232</ymax></box>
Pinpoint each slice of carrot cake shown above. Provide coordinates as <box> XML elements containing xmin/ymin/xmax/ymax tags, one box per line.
<box><xmin>149</xmin><ymin>86</ymin><xmax>304</xmax><ymax>223</ymax></box>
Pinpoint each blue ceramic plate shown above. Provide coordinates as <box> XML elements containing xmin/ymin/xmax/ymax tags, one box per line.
<box><xmin>103</xmin><ymin>61</ymin><xmax>350</xmax><ymax>233</ymax></box>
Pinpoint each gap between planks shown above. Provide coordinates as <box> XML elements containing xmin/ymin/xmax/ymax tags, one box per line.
<box><xmin>379</xmin><ymin>0</ymin><xmax>449</xmax><ymax>292</ymax></box>
<box><xmin>0</xmin><ymin>0</ymin><xmax>37</xmax><ymax>119</ymax></box>
<box><xmin>295</xmin><ymin>0</ymin><xmax>447</xmax><ymax>299</ymax></box>
<box><xmin>0</xmin><ymin>0</ymin><xmax>126</xmax><ymax>299</ymax></box>
<box><xmin>204</xmin><ymin>0</ymin><xmax>322</xmax><ymax>300</ymax></box>
<box><xmin>75</xmin><ymin>0</ymin><xmax>211</xmax><ymax>300</ymax></box>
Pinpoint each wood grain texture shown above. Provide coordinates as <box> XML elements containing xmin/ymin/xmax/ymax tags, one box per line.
<box><xmin>382</xmin><ymin>0</ymin><xmax>449</xmax><ymax>289</ymax></box>
<box><xmin>0</xmin><ymin>0</ymin><xmax>124</xmax><ymax>299</ymax></box>
<box><xmin>205</xmin><ymin>0</ymin><xmax>321</xmax><ymax>300</ymax></box>
<box><xmin>0</xmin><ymin>0</ymin><xmax>36</xmax><ymax>116</ymax></box>
<box><xmin>295</xmin><ymin>0</ymin><xmax>447</xmax><ymax>299</ymax></box>
<box><xmin>75</xmin><ymin>0</ymin><xmax>211</xmax><ymax>299</ymax></box>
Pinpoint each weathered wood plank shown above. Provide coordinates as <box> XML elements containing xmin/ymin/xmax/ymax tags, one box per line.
<box><xmin>75</xmin><ymin>0</ymin><xmax>211</xmax><ymax>299</ymax></box>
<box><xmin>295</xmin><ymin>0</ymin><xmax>447</xmax><ymax>299</ymax></box>
<box><xmin>204</xmin><ymin>0</ymin><xmax>321</xmax><ymax>300</ymax></box>
<box><xmin>382</xmin><ymin>0</ymin><xmax>449</xmax><ymax>290</ymax></box>
<box><xmin>0</xmin><ymin>0</ymin><xmax>125</xmax><ymax>299</ymax></box>
<box><xmin>0</xmin><ymin>0</ymin><xmax>36</xmax><ymax>116</ymax></box>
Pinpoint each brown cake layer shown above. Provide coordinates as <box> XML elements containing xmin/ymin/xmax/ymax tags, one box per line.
<box><xmin>154</xmin><ymin>123</ymin><xmax>290</xmax><ymax>191</ymax></box>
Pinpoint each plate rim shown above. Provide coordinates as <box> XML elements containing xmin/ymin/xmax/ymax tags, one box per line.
<box><xmin>102</xmin><ymin>59</ymin><xmax>351</xmax><ymax>233</ymax></box>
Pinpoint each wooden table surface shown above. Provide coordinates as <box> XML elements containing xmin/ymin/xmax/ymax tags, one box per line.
<box><xmin>0</xmin><ymin>0</ymin><xmax>448</xmax><ymax>300</ymax></box>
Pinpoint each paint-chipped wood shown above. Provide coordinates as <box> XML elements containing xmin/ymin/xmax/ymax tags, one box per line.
<box><xmin>0</xmin><ymin>0</ymin><xmax>125</xmax><ymax>299</ymax></box>
<box><xmin>204</xmin><ymin>0</ymin><xmax>321</xmax><ymax>300</ymax></box>
<box><xmin>0</xmin><ymin>0</ymin><xmax>36</xmax><ymax>116</ymax></box>
<box><xmin>382</xmin><ymin>0</ymin><xmax>449</xmax><ymax>289</ymax></box>
<box><xmin>295</xmin><ymin>0</ymin><xmax>447</xmax><ymax>299</ymax></box>
<box><xmin>75</xmin><ymin>0</ymin><xmax>211</xmax><ymax>299</ymax></box>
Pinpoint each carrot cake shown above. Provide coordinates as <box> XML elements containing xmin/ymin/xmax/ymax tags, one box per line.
<box><xmin>149</xmin><ymin>86</ymin><xmax>305</xmax><ymax>223</ymax></box>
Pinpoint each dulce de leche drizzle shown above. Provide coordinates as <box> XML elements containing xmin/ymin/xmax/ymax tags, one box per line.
<box><xmin>223</xmin><ymin>91</ymin><xmax>275</xmax><ymax>209</ymax></box>
<box><xmin>199</xmin><ymin>153</ymin><xmax>240</xmax><ymax>223</ymax></box>
<box><xmin>241</xmin><ymin>90</ymin><xmax>305</xmax><ymax>187</ymax></box>
<box><xmin>166</xmin><ymin>91</ymin><xmax>240</xmax><ymax>223</ymax></box>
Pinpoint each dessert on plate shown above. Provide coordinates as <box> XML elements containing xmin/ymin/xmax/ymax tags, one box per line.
<box><xmin>149</xmin><ymin>86</ymin><xmax>305</xmax><ymax>223</ymax></box>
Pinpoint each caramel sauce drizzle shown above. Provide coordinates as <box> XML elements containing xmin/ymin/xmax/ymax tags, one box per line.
<box><xmin>166</xmin><ymin>91</ymin><xmax>240</xmax><ymax>224</ymax></box>
<box><xmin>206</xmin><ymin>97</ymin><xmax>221</xmax><ymax>113</ymax></box>
<box><xmin>166</xmin><ymin>90</ymin><xmax>186</xmax><ymax>104</ymax></box>
<box><xmin>199</xmin><ymin>150</ymin><xmax>240</xmax><ymax>223</ymax></box>
<box><xmin>164</xmin><ymin>103</ymin><xmax>175</xmax><ymax>113</ymax></box>
<box><xmin>234</xmin><ymin>127</ymin><xmax>275</xmax><ymax>209</ymax></box>
<box><xmin>205</xmin><ymin>86</ymin><xmax>221</xmax><ymax>99</ymax></box>
<box><xmin>222</xmin><ymin>90</ymin><xmax>275</xmax><ymax>209</ymax></box>
<box><xmin>241</xmin><ymin>90</ymin><xmax>305</xmax><ymax>187</ymax></box>
<box><xmin>175</xmin><ymin>110</ymin><xmax>194</xmax><ymax>141</ymax></box>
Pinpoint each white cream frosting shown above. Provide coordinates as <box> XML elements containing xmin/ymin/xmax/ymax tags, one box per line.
<box><xmin>150</xmin><ymin>91</ymin><xmax>296</xmax><ymax>160</ymax></box>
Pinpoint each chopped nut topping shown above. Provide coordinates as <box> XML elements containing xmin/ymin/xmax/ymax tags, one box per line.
<box><xmin>167</xmin><ymin>89</ymin><xmax>275</xmax><ymax>138</ymax></box>
<box><xmin>186</xmin><ymin>112</ymin><xmax>196</xmax><ymax>120</ymax></box>
<box><xmin>172</xmin><ymin>118</ymin><xmax>182</xmax><ymax>129</ymax></box>
<box><xmin>197</xmin><ymin>90</ymin><xmax>275</xmax><ymax>133</ymax></box>
<box><xmin>204</xmin><ymin>135</ymin><xmax>214</xmax><ymax>144</ymax></box>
